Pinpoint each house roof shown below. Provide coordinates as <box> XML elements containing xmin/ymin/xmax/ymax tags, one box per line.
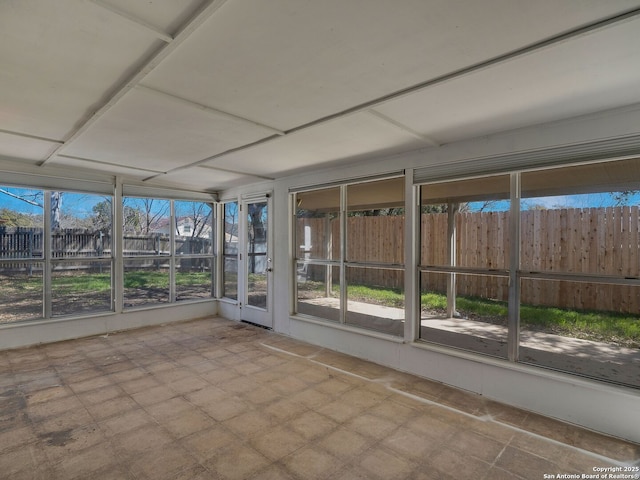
<box><xmin>1</xmin><ymin>1</ymin><xmax>640</xmax><ymax>193</ymax></box>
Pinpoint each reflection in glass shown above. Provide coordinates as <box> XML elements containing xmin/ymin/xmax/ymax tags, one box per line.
<box><xmin>0</xmin><ymin>263</ymin><xmax>43</xmax><ymax>323</ymax></box>
<box><xmin>420</xmin><ymin>272</ymin><xmax>509</xmax><ymax>358</ymax></box>
<box><xmin>296</xmin><ymin>188</ymin><xmax>340</xmax><ymax>261</ymax></box>
<box><xmin>296</xmin><ymin>263</ymin><xmax>340</xmax><ymax>322</ymax></box>
<box><xmin>519</xmin><ymin>278</ymin><xmax>640</xmax><ymax>388</ymax></box>
<box><xmin>346</xmin><ymin>266</ymin><xmax>404</xmax><ymax>336</ymax></box>
<box><xmin>52</xmin><ymin>260</ymin><xmax>112</xmax><ymax>316</ymax></box>
<box><xmin>124</xmin><ymin>258</ymin><xmax>169</xmax><ymax>308</ymax></box>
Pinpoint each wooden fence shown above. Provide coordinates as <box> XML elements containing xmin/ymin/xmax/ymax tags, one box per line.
<box><xmin>0</xmin><ymin>227</ymin><xmax>210</xmax><ymax>268</ymax></box>
<box><xmin>298</xmin><ymin>207</ymin><xmax>640</xmax><ymax>314</ymax></box>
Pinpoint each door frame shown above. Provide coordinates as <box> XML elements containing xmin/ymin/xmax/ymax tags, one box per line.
<box><xmin>239</xmin><ymin>193</ymin><xmax>273</xmax><ymax>328</ymax></box>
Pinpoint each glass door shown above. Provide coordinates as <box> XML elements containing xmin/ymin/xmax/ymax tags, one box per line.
<box><xmin>240</xmin><ymin>196</ymin><xmax>272</xmax><ymax>327</ymax></box>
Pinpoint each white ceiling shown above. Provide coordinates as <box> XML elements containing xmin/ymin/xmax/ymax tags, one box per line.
<box><xmin>1</xmin><ymin>0</ymin><xmax>640</xmax><ymax>192</ymax></box>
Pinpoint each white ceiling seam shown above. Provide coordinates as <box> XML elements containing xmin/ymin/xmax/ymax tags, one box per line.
<box><xmin>87</xmin><ymin>0</ymin><xmax>174</xmax><ymax>43</ymax></box>
<box><xmin>158</xmin><ymin>5</ymin><xmax>640</xmax><ymax>176</ymax></box>
<box><xmin>196</xmin><ymin>164</ymin><xmax>275</xmax><ymax>181</ymax></box>
<box><xmin>365</xmin><ymin>110</ymin><xmax>441</xmax><ymax>147</ymax></box>
<box><xmin>0</xmin><ymin>129</ymin><xmax>64</xmax><ymax>145</ymax></box>
<box><xmin>57</xmin><ymin>154</ymin><xmax>164</xmax><ymax>174</ymax></box>
<box><xmin>40</xmin><ymin>0</ymin><xmax>229</xmax><ymax>167</ymax></box>
<box><xmin>134</xmin><ymin>84</ymin><xmax>285</xmax><ymax>136</ymax></box>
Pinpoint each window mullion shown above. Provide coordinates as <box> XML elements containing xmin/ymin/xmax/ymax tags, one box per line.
<box><xmin>507</xmin><ymin>172</ymin><xmax>521</xmax><ymax>362</ymax></box>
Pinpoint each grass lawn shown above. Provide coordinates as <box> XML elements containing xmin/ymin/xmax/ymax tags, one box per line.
<box><xmin>303</xmin><ymin>281</ymin><xmax>640</xmax><ymax>348</ymax></box>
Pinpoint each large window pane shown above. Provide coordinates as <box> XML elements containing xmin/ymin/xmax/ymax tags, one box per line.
<box><xmin>346</xmin><ymin>266</ymin><xmax>404</xmax><ymax>336</ymax></box>
<box><xmin>174</xmin><ymin>201</ymin><xmax>213</xmax><ymax>255</ymax></box>
<box><xmin>519</xmin><ymin>278</ymin><xmax>640</xmax><ymax>387</ymax></box>
<box><xmin>296</xmin><ymin>188</ymin><xmax>340</xmax><ymax>261</ymax></box>
<box><xmin>296</xmin><ymin>263</ymin><xmax>340</xmax><ymax>322</ymax></box>
<box><xmin>0</xmin><ymin>186</ymin><xmax>44</xmax><ymax>259</ymax></box>
<box><xmin>52</xmin><ymin>260</ymin><xmax>112</xmax><ymax>316</ymax></box>
<box><xmin>124</xmin><ymin>258</ymin><xmax>169</xmax><ymax>308</ymax></box>
<box><xmin>519</xmin><ymin>160</ymin><xmax>640</xmax><ymax>388</ymax></box>
<box><xmin>223</xmin><ymin>202</ymin><xmax>239</xmax><ymax>300</ymax></box>
<box><xmin>247</xmin><ymin>201</ymin><xmax>268</xmax><ymax>308</ymax></box>
<box><xmin>0</xmin><ymin>263</ymin><xmax>43</xmax><ymax>323</ymax></box>
<box><xmin>347</xmin><ymin>178</ymin><xmax>404</xmax><ymax>264</ymax></box>
<box><xmin>421</xmin><ymin>176</ymin><xmax>510</xmax><ymax>269</ymax></box>
<box><xmin>51</xmin><ymin>192</ymin><xmax>112</xmax><ymax>259</ymax></box>
<box><xmin>123</xmin><ymin>197</ymin><xmax>170</xmax><ymax>256</ymax></box>
<box><xmin>176</xmin><ymin>258</ymin><xmax>213</xmax><ymax>301</ymax></box>
<box><xmin>420</xmin><ymin>272</ymin><xmax>509</xmax><ymax>358</ymax></box>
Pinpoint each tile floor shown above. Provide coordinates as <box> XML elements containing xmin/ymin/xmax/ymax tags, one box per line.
<box><xmin>0</xmin><ymin>317</ymin><xmax>638</xmax><ymax>480</ymax></box>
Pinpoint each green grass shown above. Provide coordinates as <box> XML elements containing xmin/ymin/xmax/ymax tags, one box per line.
<box><xmin>301</xmin><ymin>280</ymin><xmax>640</xmax><ymax>347</ymax></box>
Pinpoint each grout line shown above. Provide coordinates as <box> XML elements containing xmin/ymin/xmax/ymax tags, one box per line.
<box><xmin>260</xmin><ymin>342</ymin><xmax>639</xmax><ymax>467</ymax></box>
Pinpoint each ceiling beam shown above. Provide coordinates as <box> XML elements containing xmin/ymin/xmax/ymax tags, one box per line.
<box><xmin>169</xmin><ymin>6</ymin><xmax>640</xmax><ymax>171</ymax></box>
<box><xmin>88</xmin><ymin>0</ymin><xmax>173</xmax><ymax>43</ymax></box>
<box><xmin>366</xmin><ymin>110</ymin><xmax>440</xmax><ymax>147</ymax></box>
<box><xmin>135</xmin><ymin>85</ymin><xmax>285</xmax><ymax>136</ymax></box>
<box><xmin>40</xmin><ymin>0</ymin><xmax>230</xmax><ymax>167</ymax></box>
<box><xmin>57</xmin><ymin>154</ymin><xmax>164</xmax><ymax>174</ymax></box>
<box><xmin>0</xmin><ymin>128</ymin><xmax>63</xmax><ymax>145</ymax></box>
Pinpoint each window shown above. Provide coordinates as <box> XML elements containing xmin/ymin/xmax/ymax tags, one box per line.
<box><xmin>419</xmin><ymin>175</ymin><xmax>511</xmax><ymax>358</ymax></box>
<box><xmin>294</xmin><ymin>176</ymin><xmax>405</xmax><ymax>336</ymax></box>
<box><xmin>223</xmin><ymin>201</ymin><xmax>239</xmax><ymax>300</ymax></box>
<box><xmin>518</xmin><ymin>160</ymin><xmax>640</xmax><ymax>387</ymax></box>
<box><xmin>416</xmin><ymin>159</ymin><xmax>640</xmax><ymax>389</ymax></box>
<box><xmin>175</xmin><ymin>201</ymin><xmax>213</xmax><ymax>302</ymax></box>
<box><xmin>1</xmin><ymin>187</ymin><xmax>114</xmax><ymax>321</ymax></box>
<box><xmin>122</xmin><ymin>196</ymin><xmax>215</xmax><ymax>309</ymax></box>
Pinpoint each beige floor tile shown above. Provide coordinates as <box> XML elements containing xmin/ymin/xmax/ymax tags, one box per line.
<box><xmin>1</xmin><ymin>317</ymin><xmax>638</xmax><ymax>480</ymax></box>
<box><xmin>287</xmin><ymin>410</ymin><xmax>338</xmax><ymax>441</ymax></box>
<box><xmin>359</xmin><ymin>447</ymin><xmax>417</xmax><ymax>480</ymax></box>
<box><xmin>207</xmin><ymin>444</ymin><xmax>271</xmax><ymax>480</ymax></box>
<box><xmin>163</xmin><ymin>409</ymin><xmax>217</xmax><ymax>438</ymax></box>
<box><xmin>282</xmin><ymin>446</ymin><xmax>344</xmax><ymax>480</ymax></box>
<box><xmin>251</xmin><ymin>425</ymin><xmax>307</xmax><ymax>460</ymax></box>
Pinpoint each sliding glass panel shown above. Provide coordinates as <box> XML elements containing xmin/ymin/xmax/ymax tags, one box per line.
<box><xmin>421</xmin><ymin>176</ymin><xmax>510</xmax><ymax>269</ymax></box>
<box><xmin>520</xmin><ymin>278</ymin><xmax>640</xmax><ymax>388</ymax></box>
<box><xmin>296</xmin><ymin>188</ymin><xmax>340</xmax><ymax>261</ymax></box>
<box><xmin>123</xmin><ymin>258</ymin><xmax>170</xmax><ymax>308</ymax></box>
<box><xmin>346</xmin><ymin>178</ymin><xmax>404</xmax><ymax>264</ymax></box>
<box><xmin>223</xmin><ymin>202</ymin><xmax>239</xmax><ymax>300</ymax></box>
<box><xmin>51</xmin><ymin>260</ymin><xmax>112</xmax><ymax>316</ymax></box>
<box><xmin>296</xmin><ymin>263</ymin><xmax>340</xmax><ymax>322</ymax></box>
<box><xmin>0</xmin><ymin>186</ymin><xmax>44</xmax><ymax>259</ymax></box>
<box><xmin>176</xmin><ymin>258</ymin><xmax>213</xmax><ymax>302</ymax></box>
<box><xmin>50</xmin><ymin>192</ymin><xmax>112</xmax><ymax>259</ymax></box>
<box><xmin>420</xmin><ymin>271</ymin><xmax>509</xmax><ymax>358</ymax></box>
<box><xmin>0</xmin><ymin>262</ymin><xmax>43</xmax><ymax>323</ymax></box>
<box><xmin>122</xmin><ymin>197</ymin><xmax>170</xmax><ymax>256</ymax></box>
<box><xmin>346</xmin><ymin>266</ymin><xmax>404</xmax><ymax>336</ymax></box>
<box><xmin>174</xmin><ymin>201</ymin><xmax>213</xmax><ymax>255</ymax></box>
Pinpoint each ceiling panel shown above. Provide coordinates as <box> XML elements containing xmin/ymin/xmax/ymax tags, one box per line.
<box><xmin>60</xmin><ymin>87</ymin><xmax>277</xmax><ymax>172</ymax></box>
<box><xmin>206</xmin><ymin>111</ymin><xmax>426</xmax><ymax>177</ymax></box>
<box><xmin>149</xmin><ymin>166</ymin><xmax>249</xmax><ymax>191</ymax></box>
<box><xmin>99</xmin><ymin>0</ymin><xmax>206</xmax><ymax>35</ymax></box>
<box><xmin>375</xmin><ymin>17</ymin><xmax>640</xmax><ymax>144</ymax></box>
<box><xmin>50</xmin><ymin>156</ymin><xmax>161</xmax><ymax>181</ymax></box>
<box><xmin>142</xmin><ymin>0</ymin><xmax>640</xmax><ymax>131</ymax></box>
<box><xmin>0</xmin><ymin>0</ymin><xmax>162</xmax><ymax>140</ymax></box>
<box><xmin>0</xmin><ymin>133</ymin><xmax>59</xmax><ymax>163</ymax></box>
